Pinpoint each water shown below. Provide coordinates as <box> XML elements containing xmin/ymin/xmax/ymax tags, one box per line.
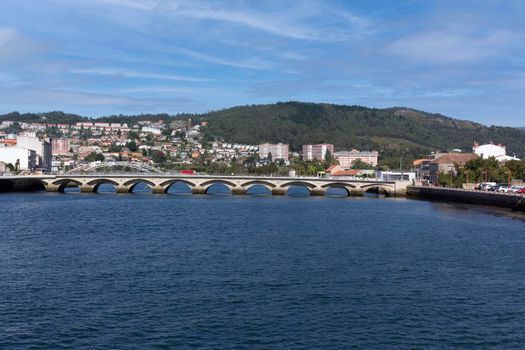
<box><xmin>1</xmin><ymin>186</ymin><xmax>525</xmax><ymax>349</ymax></box>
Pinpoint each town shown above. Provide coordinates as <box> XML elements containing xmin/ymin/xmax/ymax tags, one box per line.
<box><xmin>0</xmin><ymin>118</ymin><xmax>524</xmax><ymax>193</ymax></box>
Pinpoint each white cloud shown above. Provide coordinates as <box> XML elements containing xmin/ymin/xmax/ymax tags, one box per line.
<box><xmin>70</xmin><ymin>67</ymin><xmax>212</xmax><ymax>82</ymax></box>
<box><xmin>388</xmin><ymin>29</ymin><xmax>517</xmax><ymax>64</ymax></box>
<box><xmin>0</xmin><ymin>27</ymin><xmax>45</xmax><ymax>64</ymax></box>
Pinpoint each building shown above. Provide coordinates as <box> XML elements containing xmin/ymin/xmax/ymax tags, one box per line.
<box><xmin>334</xmin><ymin>150</ymin><xmax>378</xmax><ymax>168</ymax></box>
<box><xmin>473</xmin><ymin>142</ymin><xmax>520</xmax><ymax>162</ymax></box>
<box><xmin>258</xmin><ymin>143</ymin><xmax>289</xmax><ymax>161</ymax></box>
<box><xmin>302</xmin><ymin>144</ymin><xmax>334</xmax><ymax>161</ymax></box>
<box><xmin>16</xmin><ymin>135</ymin><xmax>52</xmax><ymax>171</ymax></box>
<box><xmin>142</xmin><ymin>126</ymin><xmax>162</xmax><ymax>135</ymax></box>
<box><xmin>51</xmin><ymin>138</ymin><xmax>70</xmax><ymax>156</ymax></box>
<box><xmin>429</xmin><ymin>153</ymin><xmax>478</xmax><ymax>185</ymax></box>
<box><xmin>413</xmin><ymin>156</ymin><xmax>435</xmax><ymax>180</ymax></box>
<box><xmin>0</xmin><ymin>147</ymin><xmax>38</xmax><ymax>171</ymax></box>
<box><xmin>376</xmin><ymin>170</ymin><xmax>416</xmax><ymax>182</ymax></box>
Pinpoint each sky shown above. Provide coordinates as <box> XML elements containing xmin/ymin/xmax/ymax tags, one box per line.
<box><xmin>0</xmin><ymin>0</ymin><xmax>524</xmax><ymax>126</ymax></box>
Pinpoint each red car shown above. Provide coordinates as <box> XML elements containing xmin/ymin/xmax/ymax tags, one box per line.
<box><xmin>518</xmin><ymin>188</ymin><xmax>525</xmax><ymax>194</ymax></box>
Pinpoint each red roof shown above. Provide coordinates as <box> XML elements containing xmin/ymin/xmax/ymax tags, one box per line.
<box><xmin>325</xmin><ymin>164</ymin><xmax>338</xmax><ymax>172</ymax></box>
<box><xmin>332</xmin><ymin>169</ymin><xmax>360</xmax><ymax>176</ymax></box>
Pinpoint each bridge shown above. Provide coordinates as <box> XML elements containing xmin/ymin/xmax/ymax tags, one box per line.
<box><xmin>0</xmin><ymin>162</ymin><xmax>410</xmax><ymax>196</ymax></box>
<box><xmin>0</xmin><ymin>174</ymin><xmax>408</xmax><ymax>196</ymax></box>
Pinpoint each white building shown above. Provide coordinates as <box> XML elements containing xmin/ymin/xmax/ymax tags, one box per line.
<box><xmin>142</xmin><ymin>126</ymin><xmax>162</xmax><ymax>135</ymax></box>
<box><xmin>16</xmin><ymin>135</ymin><xmax>52</xmax><ymax>171</ymax></box>
<box><xmin>473</xmin><ymin>142</ymin><xmax>520</xmax><ymax>162</ymax></box>
<box><xmin>258</xmin><ymin>143</ymin><xmax>289</xmax><ymax>161</ymax></box>
<box><xmin>376</xmin><ymin>170</ymin><xmax>416</xmax><ymax>182</ymax></box>
<box><xmin>0</xmin><ymin>147</ymin><xmax>38</xmax><ymax>171</ymax></box>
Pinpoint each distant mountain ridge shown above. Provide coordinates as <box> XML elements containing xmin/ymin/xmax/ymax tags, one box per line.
<box><xmin>1</xmin><ymin>102</ymin><xmax>524</xmax><ymax>167</ymax></box>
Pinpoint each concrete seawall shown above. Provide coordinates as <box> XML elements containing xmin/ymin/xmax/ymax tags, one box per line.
<box><xmin>407</xmin><ymin>186</ymin><xmax>525</xmax><ymax>213</ymax></box>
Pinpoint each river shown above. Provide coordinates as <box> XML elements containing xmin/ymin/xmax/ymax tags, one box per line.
<box><xmin>1</xmin><ymin>185</ymin><xmax>524</xmax><ymax>349</ymax></box>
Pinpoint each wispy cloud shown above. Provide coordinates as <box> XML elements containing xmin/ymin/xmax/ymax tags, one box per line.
<box><xmin>0</xmin><ymin>27</ymin><xmax>46</xmax><ymax>64</ymax></box>
<box><xmin>70</xmin><ymin>67</ymin><xmax>212</xmax><ymax>82</ymax></box>
<box><xmin>388</xmin><ymin>28</ymin><xmax>517</xmax><ymax>64</ymax></box>
<box><xmin>86</xmin><ymin>0</ymin><xmax>371</xmax><ymax>42</ymax></box>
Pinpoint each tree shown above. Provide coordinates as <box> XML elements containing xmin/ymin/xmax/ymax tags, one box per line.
<box><xmin>351</xmin><ymin>159</ymin><xmax>374</xmax><ymax>170</ymax></box>
<box><xmin>128</xmin><ymin>131</ymin><xmax>139</xmax><ymax>139</ymax></box>
<box><xmin>324</xmin><ymin>150</ymin><xmax>333</xmax><ymax>163</ymax></box>
<box><xmin>85</xmin><ymin>152</ymin><xmax>104</xmax><ymax>162</ymax></box>
<box><xmin>126</xmin><ymin>140</ymin><xmax>138</xmax><ymax>152</ymax></box>
<box><xmin>151</xmin><ymin>150</ymin><xmax>166</xmax><ymax>163</ymax></box>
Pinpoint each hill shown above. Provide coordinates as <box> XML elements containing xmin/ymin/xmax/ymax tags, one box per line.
<box><xmin>197</xmin><ymin>102</ymin><xmax>525</xmax><ymax>167</ymax></box>
<box><xmin>1</xmin><ymin>102</ymin><xmax>524</xmax><ymax>168</ymax></box>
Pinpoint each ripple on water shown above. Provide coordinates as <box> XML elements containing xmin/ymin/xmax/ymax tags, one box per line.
<box><xmin>0</xmin><ymin>192</ymin><xmax>525</xmax><ymax>349</ymax></box>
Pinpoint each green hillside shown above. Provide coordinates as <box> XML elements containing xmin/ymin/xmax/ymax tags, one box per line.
<box><xmin>1</xmin><ymin>102</ymin><xmax>524</xmax><ymax>168</ymax></box>
<box><xmin>197</xmin><ymin>102</ymin><xmax>525</xmax><ymax>166</ymax></box>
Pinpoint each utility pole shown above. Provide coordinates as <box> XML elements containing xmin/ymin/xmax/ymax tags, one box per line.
<box><xmin>400</xmin><ymin>154</ymin><xmax>403</xmax><ymax>181</ymax></box>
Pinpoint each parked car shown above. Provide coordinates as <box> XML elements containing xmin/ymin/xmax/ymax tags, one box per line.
<box><xmin>478</xmin><ymin>182</ymin><xmax>496</xmax><ymax>191</ymax></box>
<box><xmin>518</xmin><ymin>188</ymin><xmax>525</xmax><ymax>194</ymax></box>
<box><xmin>495</xmin><ymin>184</ymin><xmax>510</xmax><ymax>193</ymax></box>
<box><xmin>509</xmin><ymin>186</ymin><xmax>523</xmax><ymax>193</ymax></box>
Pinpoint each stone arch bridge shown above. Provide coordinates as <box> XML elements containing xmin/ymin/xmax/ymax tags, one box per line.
<box><xmin>36</xmin><ymin>174</ymin><xmax>409</xmax><ymax>197</ymax></box>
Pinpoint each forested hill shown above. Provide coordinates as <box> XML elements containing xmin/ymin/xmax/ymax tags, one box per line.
<box><xmin>198</xmin><ymin>102</ymin><xmax>525</xmax><ymax>162</ymax></box>
<box><xmin>1</xmin><ymin>102</ymin><xmax>524</xmax><ymax>165</ymax></box>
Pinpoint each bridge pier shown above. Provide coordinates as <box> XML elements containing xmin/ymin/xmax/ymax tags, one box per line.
<box><xmin>45</xmin><ymin>183</ymin><xmax>60</xmax><ymax>192</ymax></box>
<box><xmin>80</xmin><ymin>185</ymin><xmax>95</xmax><ymax>193</ymax></box>
<box><xmin>232</xmin><ymin>186</ymin><xmax>247</xmax><ymax>195</ymax></box>
<box><xmin>152</xmin><ymin>186</ymin><xmax>166</xmax><ymax>194</ymax></box>
<box><xmin>116</xmin><ymin>185</ymin><xmax>131</xmax><ymax>194</ymax></box>
<box><xmin>349</xmin><ymin>189</ymin><xmax>364</xmax><ymax>197</ymax></box>
<box><xmin>271</xmin><ymin>187</ymin><xmax>286</xmax><ymax>195</ymax></box>
<box><xmin>310</xmin><ymin>187</ymin><xmax>326</xmax><ymax>196</ymax></box>
<box><xmin>192</xmin><ymin>186</ymin><xmax>207</xmax><ymax>195</ymax></box>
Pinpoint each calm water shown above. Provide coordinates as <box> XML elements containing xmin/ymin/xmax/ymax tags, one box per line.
<box><xmin>1</xmin><ymin>185</ymin><xmax>525</xmax><ymax>349</ymax></box>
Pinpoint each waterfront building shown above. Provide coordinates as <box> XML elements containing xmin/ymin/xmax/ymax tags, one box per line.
<box><xmin>258</xmin><ymin>143</ymin><xmax>289</xmax><ymax>161</ymax></box>
<box><xmin>334</xmin><ymin>150</ymin><xmax>378</xmax><ymax>168</ymax></box>
<box><xmin>51</xmin><ymin>138</ymin><xmax>70</xmax><ymax>156</ymax></box>
<box><xmin>0</xmin><ymin>146</ymin><xmax>38</xmax><ymax>171</ymax></box>
<box><xmin>16</xmin><ymin>135</ymin><xmax>52</xmax><ymax>171</ymax></box>
<box><xmin>376</xmin><ymin>170</ymin><xmax>416</xmax><ymax>182</ymax></box>
<box><xmin>473</xmin><ymin>142</ymin><xmax>520</xmax><ymax>162</ymax></box>
<box><xmin>429</xmin><ymin>153</ymin><xmax>478</xmax><ymax>185</ymax></box>
<box><xmin>302</xmin><ymin>144</ymin><xmax>334</xmax><ymax>161</ymax></box>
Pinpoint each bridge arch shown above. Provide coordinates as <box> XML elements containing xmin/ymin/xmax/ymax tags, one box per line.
<box><xmin>87</xmin><ymin>179</ymin><xmax>119</xmax><ymax>193</ymax></box>
<box><xmin>240</xmin><ymin>180</ymin><xmax>276</xmax><ymax>192</ymax></box>
<box><xmin>52</xmin><ymin>179</ymin><xmax>84</xmax><ymax>192</ymax></box>
<box><xmin>200</xmin><ymin>179</ymin><xmax>237</xmax><ymax>188</ymax></box>
<box><xmin>360</xmin><ymin>183</ymin><xmax>393</xmax><ymax>197</ymax></box>
<box><xmin>160</xmin><ymin>180</ymin><xmax>194</xmax><ymax>194</ymax></box>
<box><xmin>123</xmin><ymin>179</ymin><xmax>156</xmax><ymax>193</ymax></box>
<box><xmin>320</xmin><ymin>182</ymin><xmax>357</xmax><ymax>189</ymax></box>
<box><xmin>201</xmin><ymin>180</ymin><xmax>236</xmax><ymax>194</ymax></box>
<box><xmin>159</xmin><ymin>179</ymin><xmax>196</xmax><ymax>189</ymax></box>
<box><xmin>279</xmin><ymin>181</ymin><xmax>317</xmax><ymax>189</ymax></box>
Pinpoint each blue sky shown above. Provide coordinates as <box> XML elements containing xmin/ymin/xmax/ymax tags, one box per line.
<box><xmin>0</xmin><ymin>0</ymin><xmax>524</xmax><ymax>126</ymax></box>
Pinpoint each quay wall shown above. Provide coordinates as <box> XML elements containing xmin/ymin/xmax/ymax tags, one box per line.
<box><xmin>407</xmin><ymin>186</ymin><xmax>525</xmax><ymax>213</ymax></box>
